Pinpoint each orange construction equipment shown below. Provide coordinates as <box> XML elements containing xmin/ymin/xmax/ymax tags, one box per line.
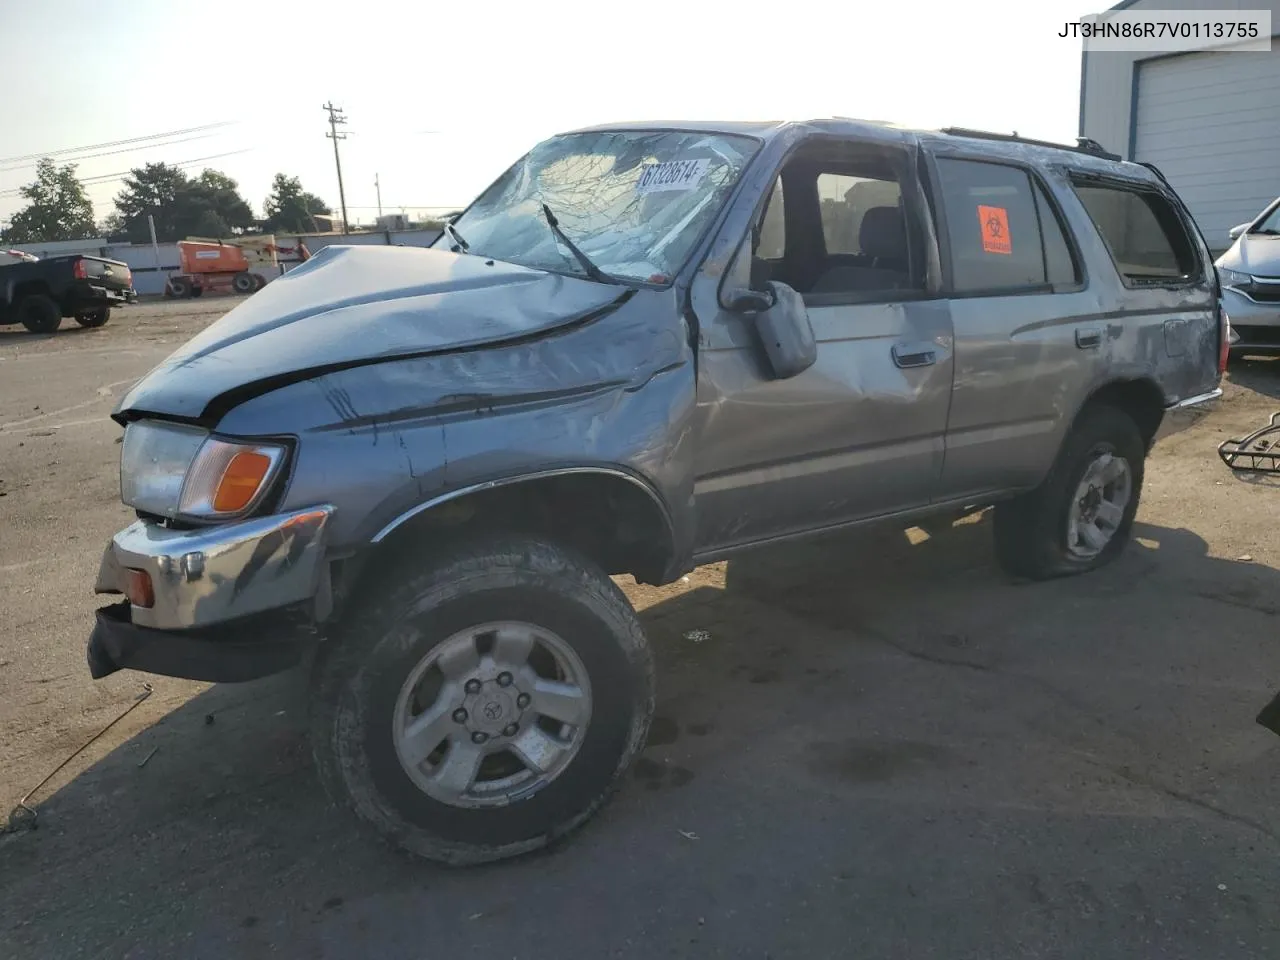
<box><xmin>165</xmin><ymin>239</ymin><xmax>267</xmax><ymax>299</ymax></box>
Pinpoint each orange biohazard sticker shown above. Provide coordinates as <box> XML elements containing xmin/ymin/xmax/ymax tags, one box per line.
<box><xmin>977</xmin><ymin>205</ymin><xmax>1012</xmax><ymax>255</ymax></box>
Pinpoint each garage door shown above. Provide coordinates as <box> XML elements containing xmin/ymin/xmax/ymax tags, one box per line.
<box><xmin>1134</xmin><ymin>48</ymin><xmax>1280</xmax><ymax>252</ymax></box>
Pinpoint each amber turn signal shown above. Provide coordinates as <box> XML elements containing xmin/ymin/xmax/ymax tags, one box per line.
<box><xmin>213</xmin><ymin>451</ymin><xmax>273</xmax><ymax>513</ymax></box>
<box><xmin>126</xmin><ymin>568</ymin><xmax>154</xmax><ymax>608</ymax></box>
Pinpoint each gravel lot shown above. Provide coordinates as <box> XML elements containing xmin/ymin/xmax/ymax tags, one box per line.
<box><xmin>3</xmin><ymin>297</ymin><xmax>1280</xmax><ymax>959</ymax></box>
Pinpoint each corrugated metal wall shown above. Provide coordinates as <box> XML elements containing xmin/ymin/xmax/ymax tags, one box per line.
<box><xmin>1080</xmin><ymin>0</ymin><xmax>1280</xmax><ymax>250</ymax></box>
<box><xmin>1134</xmin><ymin>49</ymin><xmax>1280</xmax><ymax>245</ymax></box>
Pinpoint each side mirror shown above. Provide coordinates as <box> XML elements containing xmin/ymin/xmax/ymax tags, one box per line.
<box><xmin>730</xmin><ymin>280</ymin><xmax>816</xmax><ymax>380</ymax></box>
<box><xmin>1229</xmin><ymin>223</ymin><xmax>1249</xmax><ymax>241</ymax></box>
<box><xmin>726</xmin><ymin>288</ymin><xmax>774</xmax><ymax>313</ymax></box>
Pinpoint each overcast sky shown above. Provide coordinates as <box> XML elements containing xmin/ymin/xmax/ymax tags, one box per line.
<box><xmin>0</xmin><ymin>0</ymin><xmax>1098</xmax><ymax>228</ymax></box>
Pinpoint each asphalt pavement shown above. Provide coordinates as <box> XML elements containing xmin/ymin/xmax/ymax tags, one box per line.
<box><xmin>3</xmin><ymin>299</ymin><xmax>1280</xmax><ymax>959</ymax></box>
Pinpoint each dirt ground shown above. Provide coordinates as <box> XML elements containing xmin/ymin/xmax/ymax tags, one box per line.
<box><xmin>3</xmin><ymin>298</ymin><xmax>1280</xmax><ymax>959</ymax></box>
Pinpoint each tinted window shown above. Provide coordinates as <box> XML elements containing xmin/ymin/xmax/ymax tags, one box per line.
<box><xmin>1072</xmin><ymin>182</ymin><xmax>1198</xmax><ymax>283</ymax></box>
<box><xmin>936</xmin><ymin>159</ymin><xmax>1048</xmax><ymax>292</ymax></box>
<box><xmin>817</xmin><ymin>173</ymin><xmax>903</xmax><ymax>255</ymax></box>
<box><xmin>1033</xmin><ymin>180</ymin><xmax>1080</xmax><ymax>287</ymax></box>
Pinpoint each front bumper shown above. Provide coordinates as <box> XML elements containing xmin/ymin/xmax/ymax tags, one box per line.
<box><xmin>1222</xmin><ymin>286</ymin><xmax>1280</xmax><ymax>350</ymax></box>
<box><xmin>88</xmin><ymin>504</ymin><xmax>334</xmax><ymax>681</ymax></box>
<box><xmin>88</xmin><ymin>600</ymin><xmax>315</xmax><ymax>682</ymax></box>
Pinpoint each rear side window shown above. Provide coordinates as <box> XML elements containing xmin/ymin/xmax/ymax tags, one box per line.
<box><xmin>1034</xmin><ymin>181</ymin><xmax>1080</xmax><ymax>287</ymax></box>
<box><xmin>1071</xmin><ymin>181</ymin><xmax>1199</xmax><ymax>284</ymax></box>
<box><xmin>935</xmin><ymin>159</ymin><xmax>1079</xmax><ymax>293</ymax></box>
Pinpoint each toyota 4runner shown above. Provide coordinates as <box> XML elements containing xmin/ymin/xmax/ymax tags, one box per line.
<box><xmin>86</xmin><ymin>119</ymin><xmax>1226</xmax><ymax>865</ymax></box>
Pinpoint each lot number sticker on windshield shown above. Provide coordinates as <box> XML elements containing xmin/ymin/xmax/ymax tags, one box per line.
<box><xmin>978</xmin><ymin>205</ymin><xmax>1012</xmax><ymax>255</ymax></box>
<box><xmin>636</xmin><ymin>159</ymin><xmax>711</xmax><ymax>195</ymax></box>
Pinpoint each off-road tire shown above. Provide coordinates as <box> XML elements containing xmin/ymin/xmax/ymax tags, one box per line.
<box><xmin>310</xmin><ymin>534</ymin><xmax>655</xmax><ymax>866</ymax></box>
<box><xmin>993</xmin><ymin>404</ymin><xmax>1144</xmax><ymax>580</ymax></box>
<box><xmin>18</xmin><ymin>294</ymin><xmax>62</xmax><ymax>334</ymax></box>
<box><xmin>75</xmin><ymin>307</ymin><xmax>111</xmax><ymax>328</ymax></box>
<box><xmin>167</xmin><ymin>277</ymin><xmax>192</xmax><ymax>298</ymax></box>
<box><xmin>232</xmin><ymin>272</ymin><xmax>256</xmax><ymax>294</ymax></box>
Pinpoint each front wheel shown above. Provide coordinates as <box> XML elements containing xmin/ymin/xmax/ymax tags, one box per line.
<box><xmin>310</xmin><ymin>535</ymin><xmax>654</xmax><ymax>865</ymax></box>
<box><xmin>993</xmin><ymin>404</ymin><xmax>1145</xmax><ymax>580</ymax></box>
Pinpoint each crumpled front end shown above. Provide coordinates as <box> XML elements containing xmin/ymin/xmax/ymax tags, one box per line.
<box><xmin>87</xmin><ymin>505</ymin><xmax>334</xmax><ymax>682</ymax></box>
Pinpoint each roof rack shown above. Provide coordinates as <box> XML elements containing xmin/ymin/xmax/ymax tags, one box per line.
<box><xmin>937</xmin><ymin>127</ymin><xmax>1122</xmax><ymax>162</ymax></box>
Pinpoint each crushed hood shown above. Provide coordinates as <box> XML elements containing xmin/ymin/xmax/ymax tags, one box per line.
<box><xmin>115</xmin><ymin>244</ymin><xmax>626</xmax><ymax>422</ymax></box>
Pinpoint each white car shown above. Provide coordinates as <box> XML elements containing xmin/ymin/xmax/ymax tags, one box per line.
<box><xmin>1218</xmin><ymin>197</ymin><xmax>1280</xmax><ymax>355</ymax></box>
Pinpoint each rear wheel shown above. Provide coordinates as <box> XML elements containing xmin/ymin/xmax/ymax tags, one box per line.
<box><xmin>993</xmin><ymin>404</ymin><xmax>1144</xmax><ymax>580</ymax></box>
<box><xmin>75</xmin><ymin>307</ymin><xmax>111</xmax><ymax>328</ymax></box>
<box><xmin>167</xmin><ymin>276</ymin><xmax>192</xmax><ymax>298</ymax></box>
<box><xmin>232</xmin><ymin>272</ymin><xmax>256</xmax><ymax>294</ymax></box>
<box><xmin>18</xmin><ymin>294</ymin><xmax>61</xmax><ymax>334</ymax></box>
<box><xmin>310</xmin><ymin>534</ymin><xmax>654</xmax><ymax>865</ymax></box>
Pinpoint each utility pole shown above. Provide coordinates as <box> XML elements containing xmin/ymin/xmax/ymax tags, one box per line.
<box><xmin>323</xmin><ymin>102</ymin><xmax>349</xmax><ymax>234</ymax></box>
<box><xmin>374</xmin><ymin>173</ymin><xmax>382</xmax><ymax>219</ymax></box>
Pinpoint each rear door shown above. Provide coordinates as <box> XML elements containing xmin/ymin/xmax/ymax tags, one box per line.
<box><xmin>689</xmin><ymin>134</ymin><xmax>955</xmax><ymax>555</ymax></box>
<box><xmin>924</xmin><ymin>153</ymin><xmax>1100</xmax><ymax>501</ymax></box>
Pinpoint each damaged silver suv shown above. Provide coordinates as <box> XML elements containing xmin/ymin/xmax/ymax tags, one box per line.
<box><xmin>87</xmin><ymin>119</ymin><xmax>1226</xmax><ymax>864</ymax></box>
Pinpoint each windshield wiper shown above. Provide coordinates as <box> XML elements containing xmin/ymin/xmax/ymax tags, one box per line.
<box><xmin>443</xmin><ymin>220</ymin><xmax>470</xmax><ymax>252</ymax></box>
<box><xmin>540</xmin><ymin>203</ymin><xmax>615</xmax><ymax>284</ymax></box>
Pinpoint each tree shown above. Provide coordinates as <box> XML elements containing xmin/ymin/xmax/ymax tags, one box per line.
<box><xmin>1</xmin><ymin>158</ymin><xmax>97</xmax><ymax>244</ymax></box>
<box><xmin>263</xmin><ymin>174</ymin><xmax>331</xmax><ymax>233</ymax></box>
<box><xmin>111</xmin><ymin>163</ymin><xmax>255</xmax><ymax>243</ymax></box>
<box><xmin>98</xmin><ymin>213</ymin><xmax>126</xmax><ymax>239</ymax></box>
<box><xmin>188</xmin><ymin>170</ymin><xmax>254</xmax><ymax>236</ymax></box>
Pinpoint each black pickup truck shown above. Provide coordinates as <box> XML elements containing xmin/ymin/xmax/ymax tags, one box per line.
<box><xmin>0</xmin><ymin>250</ymin><xmax>137</xmax><ymax>333</ymax></box>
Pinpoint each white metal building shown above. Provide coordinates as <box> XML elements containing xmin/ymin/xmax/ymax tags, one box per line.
<box><xmin>1079</xmin><ymin>0</ymin><xmax>1280</xmax><ymax>252</ymax></box>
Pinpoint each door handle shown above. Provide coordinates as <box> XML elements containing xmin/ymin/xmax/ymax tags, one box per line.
<box><xmin>1076</xmin><ymin>327</ymin><xmax>1102</xmax><ymax>349</ymax></box>
<box><xmin>892</xmin><ymin>341</ymin><xmax>937</xmax><ymax>368</ymax></box>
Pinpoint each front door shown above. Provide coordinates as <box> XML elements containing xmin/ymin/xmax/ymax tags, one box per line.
<box><xmin>688</xmin><ymin>135</ymin><xmax>955</xmax><ymax>556</ymax></box>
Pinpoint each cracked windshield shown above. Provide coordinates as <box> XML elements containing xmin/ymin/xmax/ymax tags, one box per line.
<box><xmin>439</xmin><ymin>130</ymin><xmax>758</xmax><ymax>282</ymax></box>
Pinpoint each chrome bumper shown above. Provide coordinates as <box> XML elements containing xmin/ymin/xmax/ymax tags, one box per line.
<box><xmin>95</xmin><ymin>505</ymin><xmax>335</xmax><ymax>630</ymax></box>
<box><xmin>1166</xmin><ymin>388</ymin><xmax>1223</xmax><ymax>410</ymax></box>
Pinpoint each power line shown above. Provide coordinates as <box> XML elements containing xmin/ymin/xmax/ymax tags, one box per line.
<box><xmin>0</xmin><ymin>149</ymin><xmax>254</xmax><ymax>199</ymax></box>
<box><xmin>0</xmin><ymin>133</ymin><xmax>223</xmax><ymax>174</ymax></box>
<box><xmin>0</xmin><ymin>122</ymin><xmax>237</xmax><ymax>166</ymax></box>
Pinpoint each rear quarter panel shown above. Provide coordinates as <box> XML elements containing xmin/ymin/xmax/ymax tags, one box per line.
<box><xmin>1054</xmin><ymin>168</ymin><xmax>1219</xmax><ymax>407</ymax></box>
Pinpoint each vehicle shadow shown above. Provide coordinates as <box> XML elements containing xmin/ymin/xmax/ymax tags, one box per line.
<box><xmin>0</xmin><ymin>326</ymin><xmax>101</xmax><ymax>342</ymax></box>
<box><xmin>1228</xmin><ymin>355</ymin><xmax>1280</xmax><ymax>400</ymax></box>
<box><xmin>5</xmin><ymin>514</ymin><xmax>1280</xmax><ymax>958</ymax></box>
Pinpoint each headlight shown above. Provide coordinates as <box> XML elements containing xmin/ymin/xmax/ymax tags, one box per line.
<box><xmin>1218</xmin><ymin>266</ymin><xmax>1251</xmax><ymax>288</ymax></box>
<box><xmin>120</xmin><ymin>420</ymin><xmax>287</xmax><ymax>520</ymax></box>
